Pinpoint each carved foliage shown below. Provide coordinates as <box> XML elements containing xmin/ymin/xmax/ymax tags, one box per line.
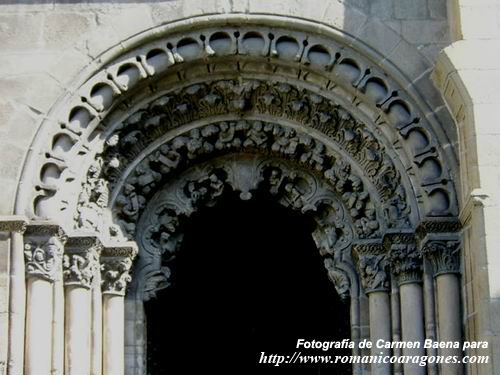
<box><xmin>422</xmin><ymin>238</ymin><xmax>461</xmax><ymax>276</ymax></box>
<box><xmin>390</xmin><ymin>244</ymin><xmax>422</xmax><ymax>285</ymax></box>
<box><xmin>24</xmin><ymin>236</ymin><xmax>65</xmax><ymax>282</ymax></box>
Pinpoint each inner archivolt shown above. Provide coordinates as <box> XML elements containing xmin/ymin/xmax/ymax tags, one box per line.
<box><xmin>144</xmin><ymin>192</ymin><xmax>352</xmax><ymax>375</ymax></box>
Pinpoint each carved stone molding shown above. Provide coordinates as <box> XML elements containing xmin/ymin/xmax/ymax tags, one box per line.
<box><xmin>106</xmin><ymin>120</ymin><xmax>392</xmax><ymax>241</ymax></box>
<box><xmin>24</xmin><ymin>225</ymin><xmax>66</xmax><ymax>282</ymax></box>
<box><xmin>63</xmin><ymin>235</ymin><xmax>102</xmax><ymax>289</ymax></box>
<box><xmin>416</xmin><ymin>217</ymin><xmax>461</xmax><ymax>239</ymax></box>
<box><xmin>101</xmin><ymin>242</ymin><xmax>138</xmax><ymax>296</ymax></box>
<box><xmin>0</xmin><ymin>215</ymin><xmax>29</xmax><ymax>233</ymax></box>
<box><xmin>421</xmin><ymin>234</ymin><xmax>461</xmax><ymax>276</ymax></box>
<box><xmin>352</xmin><ymin>241</ymin><xmax>390</xmax><ymax>293</ymax></box>
<box><xmin>132</xmin><ymin>154</ymin><xmax>355</xmax><ymax>300</ymax></box>
<box><xmin>25</xmin><ymin>21</ymin><xmax>458</xmax><ymax>238</ymax></box>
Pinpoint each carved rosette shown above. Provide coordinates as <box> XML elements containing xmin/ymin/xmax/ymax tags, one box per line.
<box><xmin>353</xmin><ymin>241</ymin><xmax>390</xmax><ymax>293</ymax></box>
<box><xmin>421</xmin><ymin>236</ymin><xmax>461</xmax><ymax>276</ymax></box>
<box><xmin>384</xmin><ymin>231</ymin><xmax>422</xmax><ymax>286</ymax></box>
<box><xmin>101</xmin><ymin>243</ymin><xmax>138</xmax><ymax>296</ymax></box>
<box><xmin>24</xmin><ymin>224</ymin><xmax>66</xmax><ymax>282</ymax></box>
<box><xmin>63</xmin><ymin>235</ymin><xmax>102</xmax><ymax>289</ymax></box>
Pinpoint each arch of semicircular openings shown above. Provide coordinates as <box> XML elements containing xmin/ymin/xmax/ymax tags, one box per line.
<box><xmin>17</xmin><ymin>16</ymin><xmax>459</xmax><ymax>238</ymax></box>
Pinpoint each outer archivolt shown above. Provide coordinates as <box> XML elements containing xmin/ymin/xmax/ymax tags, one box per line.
<box><xmin>27</xmin><ymin>22</ymin><xmax>457</xmax><ymax>233</ymax></box>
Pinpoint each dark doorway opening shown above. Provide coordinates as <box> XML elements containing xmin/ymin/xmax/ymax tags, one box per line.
<box><xmin>145</xmin><ymin>192</ymin><xmax>351</xmax><ymax>374</ymax></box>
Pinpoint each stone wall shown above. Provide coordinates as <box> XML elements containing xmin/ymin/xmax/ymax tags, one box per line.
<box><xmin>433</xmin><ymin>1</ymin><xmax>500</xmax><ymax>373</ymax></box>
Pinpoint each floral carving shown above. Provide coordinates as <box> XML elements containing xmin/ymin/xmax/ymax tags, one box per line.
<box><xmin>390</xmin><ymin>244</ymin><xmax>422</xmax><ymax>285</ymax></box>
<box><xmin>24</xmin><ymin>236</ymin><xmax>64</xmax><ymax>282</ymax></box>
<box><xmin>422</xmin><ymin>238</ymin><xmax>461</xmax><ymax>276</ymax></box>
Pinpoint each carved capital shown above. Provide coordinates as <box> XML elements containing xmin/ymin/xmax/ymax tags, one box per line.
<box><xmin>101</xmin><ymin>242</ymin><xmax>138</xmax><ymax>295</ymax></box>
<box><xmin>353</xmin><ymin>240</ymin><xmax>390</xmax><ymax>293</ymax></box>
<box><xmin>24</xmin><ymin>223</ymin><xmax>66</xmax><ymax>282</ymax></box>
<box><xmin>63</xmin><ymin>235</ymin><xmax>102</xmax><ymax>288</ymax></box>
<box><xmin>384</xmin><ymin>230</ymin><xmax>422</xmax><ymax>285</ymax></box>
<box><xmin>421</xmin><ymin>234</ymin><xmax>461</xmax><ymax>276</ymax></box>
<box><xmin>390</xmin><ymin>244</ymin><xmax>422</xmax><ymax>285</ymax></box>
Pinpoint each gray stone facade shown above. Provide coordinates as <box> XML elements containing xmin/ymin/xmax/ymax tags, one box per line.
<box><xmin>0</xmin><ymin>0</ymin><xmax>499</xmax><ymax>374</ymax></box>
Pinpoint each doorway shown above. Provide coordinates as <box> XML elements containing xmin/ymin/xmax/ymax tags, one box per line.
<box><xmin>145</xmin><ymin>192</ymin><xmax>351</xmax><ymax>374</ymax></box>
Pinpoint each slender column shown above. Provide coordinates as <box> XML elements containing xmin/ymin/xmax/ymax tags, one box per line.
<box><xmin>390</xmin><ymin>283</ymin><xmax>403</xmax><ymax>375</ymax></box>
<box><xmin>388</xmin><ymin>233</ymin><xmax>426</xmax><ymax>375</ymax></box>
<box><xmin>0</xmin><ymin>217</ymin><xmax>28</xmax><ymax>375</ymax></box>
<box><xmin>422</xmin><ymin>235</ymin><xmax>463</xmax><ymax>375</ymax></box>
<box><xmin>63</xmin><ymin>235</ymin><xmax>102</xmax><ymax>375</ymax></box>
<box><xmin>423</xmin><ymin>261</ymin><xmax>438</xmax><ymax>375</ymax></box>
<box><xmin>52</xmin><ymin>271</ymin><xmax>65</xmax><ymax>375</ymax></box>
<box><xmin>101</xmin><ymin>243</ymin><xmax>138</xmax><ymax>375</ymax></box>
<box><xmin>23</xmin><ymin>224</ymin><xmax>65</xmax><ymax>375</ymax></box>
<box><xmin>354</xmin><ymin>242</ymin><xmax>391</xmax><ymax>375</ymax></box>
<box><xmin>91</xmin><ymin>267</ymin><xmax>103</xmax><ymax>375</ymax></box>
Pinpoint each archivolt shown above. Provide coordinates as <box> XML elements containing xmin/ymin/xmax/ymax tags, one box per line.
<box><xmin>16</xmin><ymin>17</ymin><xmax>459</xmax><ymax>258</ymax></box>
<box><xmin>132</xmin><ymin>153</ymin><xmax>359</xmax><ymax>301</ymax></box>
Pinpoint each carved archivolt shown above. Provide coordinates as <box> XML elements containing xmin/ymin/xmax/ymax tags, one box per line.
<box><xmin>96</xmin><ymin>120</ymin><xmax>403</xmax><ymax>241</ymax></box>
<box><xmin>24</xmin><ymin>22</ymin><xmax>457</xmax><ymax>232</ymax></box>
<box><xmin>132</xmin><ymin>154</ymin><xmax>356</xmax><ymax>300</ymax></box>
<box><xmin>15</xmin><ymin>19</ymin><xmax>462</xmax><ymax>300</ymax></box>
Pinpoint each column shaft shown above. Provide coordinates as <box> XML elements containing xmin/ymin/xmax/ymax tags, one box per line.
<box><xmin>369</xmin><ymin>291</ymin><xmax>391</xmax><ymax>375</ymax></box>
<box><xmin>7</xmin><ymin>232</ymin><xmax>25</xmax><ymax>375</ymax></box>
<box><xmin>436</xmin><ymin>274</ymin><xmax>463</xmax><ymax>375</ymax></box>
<box><xmin>65</xmin><ymin>286</ymin><xmax>91</xmax><ymax>375</ymax></box>
<box><xmin>52</xmin><ymin>278</ymin><xmax>65</xmax><ymax>375</ymax></box>
<box><xmin>400</xmin><ymin>283</ymin><xmax>426</xmax><ymax>375</ymax></box>
<box><xmin>103</xmin><ymin>294</ymin><xmax>125</xmax><ymax>375</ymax></box>
<box><xmin>25</xmin><ymin>278</ymin><xmax>53</xmax><ymax>375</ymax></box>
<box><xmin>91</xmin><ymin>274</ymin><xmax>103</xmax><ymax>375</ymax></box>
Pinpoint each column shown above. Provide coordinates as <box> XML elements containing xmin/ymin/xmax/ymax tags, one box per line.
<box><xmin>354</xmin><ymin>242</ymin><xmax>391</xmax><ymax>375</ymax></box>
<box><xmin>388</xmin><ymin>233</ymin><xmax>426</xmax><ymax>375</ymax></box>
<box><xmin>422</xmin><ymin>235</ymin><xmax>463</xmax><ymax>375</ymax></box>
<box><xmin>64</xmin><ymin>235</ymin><xmax>102</xmax><ymax>375</ymax></box>
<box><xmin>91</xmin><ymin>267</ymin><xmax>103</xmax><ymax>375</ymax></box>
<box><xmin>23</xmin><ymin>223</ymin><xmax>65</xmax><ymax>375</ymax></box>
<box><xmin>0</xmin><ymin>216</ymin><xmax>28</xmax><ymax>375</ymax></box>
<box><xmin>101</xmin><ymin>243</ymin><xmax>138</xmax><ymax>375</ymax></box>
